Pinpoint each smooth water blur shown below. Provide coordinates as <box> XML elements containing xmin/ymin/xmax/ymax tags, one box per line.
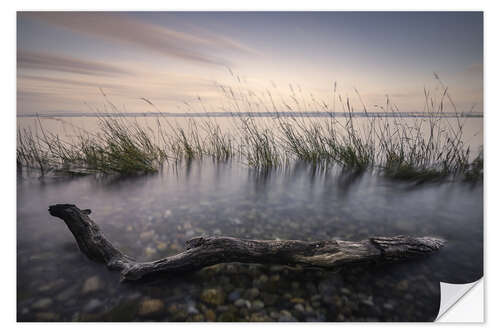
<box><xmin>17</xmin><ymin>160</ymin><xmax>483</xmax><ymax>322</ymax></box>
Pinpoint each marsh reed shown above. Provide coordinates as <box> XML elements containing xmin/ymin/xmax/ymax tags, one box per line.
<box><xmin>17</xmin><ymin>78</ymin><xmax>483</xmax><ymax>181</ymax></box>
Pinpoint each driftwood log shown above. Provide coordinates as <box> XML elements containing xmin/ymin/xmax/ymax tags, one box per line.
<box><xmin>49</xmin><ymin>204</ymin><xmax>445</xmax><ymax>282</ymax></box>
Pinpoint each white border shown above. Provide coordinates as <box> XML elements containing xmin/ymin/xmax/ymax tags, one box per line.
<box><xmin>3</xmin><ymin>1</ymin><xmax>498</xmax><ymax>331</ymax></box>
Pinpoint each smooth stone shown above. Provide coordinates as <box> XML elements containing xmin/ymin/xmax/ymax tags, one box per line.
<box><xmin>250</xmin><ymin>312</ymin><xmax>270</xmax><ymax>321</ymax></box>
<box><xmin>397</xmin><ymin>280</ymin><xmax>409</xmax><ymax>291</ymax></box>
<box><xmin>167</xmin><ymin>304</ymin><xmax>188</xmax><ymax>320</ymax></box>
<box><xmin>246</xmin><ymin>288</ymin><xmax>260</xmax><ymax>299</ymax></box>
<box><xmin>83</xmin><ymin>299</ymin><xmax>102</xmax><ymax>313</ymax></box>
<box><xmin>294</xmin><ymin>303</ymin><xmax>305</xmax><ymax>312</ymax></box>
<box><xmin>156</xmin><ymin>241</ymin><xmax>167</xmax><ymax>250</ymax></box>
<box><xmin>278</xmin><ymin>311</ymin><xmax>298</xmax><ymax>322</ymax></box>
<box><xmin>290</xmin><ymin>297</ymin><xmax>305</xmax><ymax>304</ymax></box>
<box><xmin>200</xmin><ymin>288</ymin><xmax>225</xmax><ymax>305</ymax></box>
<box><xmin>31</xmin><ymin>298</ymin><xmax>53</xmax><ymax>310</ymax></box>
<box><xmin>56</xmin><ymin>286</ymin><xmax>78</xmax><ymax>302</ymax></box>
<box><xmin>35</xmin><ymin>312</ymin><xmax>60</xmax><ymax>321</ymax></box>
<box><xmin>38</xmin><ymin>279</ymin><xmax>65</xmax><ymax>292</ymax></box>
<box><xmin>204</xmin><ymin>309</ymin><xmax>216</xmax><ymax>321</ymax></box>
<box><xmin>234</xmin><ymin>299</ymin><xmax>251</xmax><ymax>309</ymax></box>
<box><xmin>270</xmin><ymin>311</ymin><xmax>280</xmax><ymax>319</ymax></box>
<box><xmin>81</xmin><ymin>276</ymin><xmax>103</xmax><ymax>294</ymax></box>
<box><xmin>340</xmin><ymin>287</ymin><xmax>351</xmax><ymax>295</ymax></box>
<box><xmin>362</xmin><ymin>296</ymin><xmax>374</xmax><ymax>307</ymax></box>
<box><xmin>190</xmin><ymin>314</ymin><xmax>205</xmax><ymax>321</ymax></box>
<box><xmin>137</xmin><ymin>299</ymin><xmax>165</xmax><ymax>317</ymax></box>
<box><xmin>187</xmin><ymin>304</ymin><xmax>199</xmax><ymax>315</ymax></box>
<box><xmin>258</xmin><ymin>274</ymin><xmax>269</xmax><ymax>283</ymax></box>
<box><xmin>383</xmin><ymin>302</ymin><xmax>395</xmax><ymax>310</ymax></box>
<box><xmin>139</xmin><ymin>230</ymin><xmax>155</xmax><ymax>242</ymax></box>
<box><xmin>252</xmin><ymin>300</ymin><xmax>265</xmax><ymax>310</ymax></box>
<box><xmin>217</xmin><ymin>311</ymin><xmax>237</xmax><ymax>322</ymax></box>
<box><xmin>228</xmin><ymin>290</ymin><xmax>241</xmax><ymax>302</ymax></box>
<box><xmin>144</xmin><ymin>247</ymin><xmax>157</xmax><ymax>256</ymax></box>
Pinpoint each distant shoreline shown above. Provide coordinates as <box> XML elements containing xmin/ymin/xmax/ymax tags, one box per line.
<box><xmin>17</xmin><ymin>111</ymin><xmax>483</xmax><ymax>118</ymax></box>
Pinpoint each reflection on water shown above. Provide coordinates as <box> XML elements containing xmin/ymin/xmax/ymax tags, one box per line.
<box><xmin>17</xmin><ymin>161</ymin><xmax>483</xmax><ymax>322</ymax></box>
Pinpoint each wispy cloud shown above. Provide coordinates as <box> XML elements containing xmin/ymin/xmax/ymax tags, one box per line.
<box><xmin>24</xmin><ymin>12</ymin><xmax>255</xmax><ymax>66</ymax></box>
<box><xmin>19</xmin><ymin>74</ymin><xmax>124</xmax><ymax>89</ymax></box>
<box><xmin>17</xmin><ymin>50</ymin><xmax>130</xmax><ymax>76</ymax></box>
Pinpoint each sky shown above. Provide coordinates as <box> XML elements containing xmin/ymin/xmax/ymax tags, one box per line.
<box><xmin>17</xmin><ymin>11</ymin><xmax>483</xmax><ymax>115</ymax></box>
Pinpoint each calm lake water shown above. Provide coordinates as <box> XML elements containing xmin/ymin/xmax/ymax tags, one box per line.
<box><xmin>17</xmin><ymin>116</ymin><xmax>483</xmax><ymax>322</ymax></box>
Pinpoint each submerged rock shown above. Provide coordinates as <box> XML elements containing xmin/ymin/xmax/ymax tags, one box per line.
<box><xmin>245</xmin><ymin>287</ymin><xmax>260</xmax><ymax>300</ymax></box>
<box><xmin>250</xmin><ymin>312</ymin><xmax>271</xmax><ymax>321</ymax></box>
<box><xmin>31</xmin><ymin>298</ymin><xmax>53</xmax><ymax>310</ymax></box>
<box><xmin>227</xmin><ymin>290</ymin><xmax>241</xmax><ymax>302</ymax></box>
<box><xmin>81</xmin><ymin>276</ymin><xmax>103</xmax><ymax>294</ymax></box>
<box><xmin>200</xmin><ymin>288</ymin><xmax>225</xmax><ymax>305</ymax></box>
<box><xmin>139</xmin><ymin>230</ymin><xmax>155</xmax><ymax>242</ymax></box>
<box><xmin>204</xmin><ymin>309</ymin><xmax>216</xmax><ymax>321</ymax></box>
<box><xmin>35</xmin><ymin>312</ymin><xmax>60</xmax><ymax>321</ymax></box>
<box><xmin>294</xmin><ymin>303</ymin><xmax>305</xmax><ymax>312</ymax></box>
<box><xmin>234</xmin><ymin>298</ymin><xmax>251</xmax><ymax>308</ymax></box>
<box><xmin>186</xmin><ymin>303</ymin><xmax>199</xmax><ymax>315</ymax></box>
<box><xmin>252</xmin><ymin>300</ymin><xmax>265</xmax><ymax>310</ymax></box>
<box><xmin>278</xmin><ymin>310</ymin><xmax>297</xmax><ymax>322</ymax></box>
<box><xmin>137</xmin><ymin>299</ymin><xmax>165</xmax><ymax>318</ymax></box>
<box><xmin>83</xmin><ymin>299</ymin><xmax>102</xmax><ymax>313</ymax></box>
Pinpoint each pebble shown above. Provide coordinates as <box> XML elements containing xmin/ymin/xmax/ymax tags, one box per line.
<box><xmin>290</xmin><ymin>297</ymin><xmax>305</xmax><ymax>304</ymax></box>
<box><xmin>246</xmin><ymin>288</ymin><xmax>260</xmax><ymax>299</ymax></box>
<box><xmin>362</xmin><ymin>297</ymin><xmax>374</xmax><ymax>307</ymax></box>
<box><xmin>383</xmin><ymin>302</ymin><xmax>395</xmax><ymax>310</ymax></box>
<box><xmin>228</xmin><ymin>290</ymin><xmax>241</xmax><ymax>302</ymax></box>
<box><xmin>144</xmin><ymin>247</ymin><xmax>157</xmax><ymax>256</ymax></box>
<box><xmin>38</xmin><ymin>279</ymin><xmax>65</xmax><ymax>292</ymax></box>
<box><xmin>250</xmin><ymin>312</ymin><xmax>270</xmax><ymax>321</ymax></box>
<box><xmin>200</xmin><ymin>288</ymin><xmax>225</xmax><ymax>305</ymax></box>
<box><xmin>137</xmin><ymin>299</ymin><xmax>165</xmax><ymax>317</ymax></box>
<box><xmin>258</xmin><ymin>274</ymin><xmax>269</xmax><ymax>284</ymax></box>
<box><xmin>156</xmin><ymin>241</ymin><xmax>167</xmax><ymax>250</ymax></box>
<box><xmin>294</xmin><ymin>303</ymin><xmax>305</xmax><ymax>312</ymax></box>
<box><xmin>234</xmin><ymin>298</ymin><xmax>251</xmax><ymax>308</ymax></box>
<box><xmin>397</xmin><ymin>280</ymin><xmax>409</xmax><ymax>291</ymax></box>
<box><xmin>83</xmin><ymin>299</ymin><xmax>102</xmax><ymax>313</ymax></box>
<box><xmin>187</xmin><ymin>304</ymin><xmax>199</xmax><ymax>315</ymax></box>
<box><xmin>35</xmin><ymin>312</ymin><xmax>60</xmax><ymax>321</ymax></box>
<box><xmin>340</xmin><ymin>287</ymin><xmax>351</xmax><ymax>295</ymax></box>
<box><xmin>278</xmin><ymin>310</ymin><xmax>297</xmax><ymax>322</ymax></box>
<box><xmin>190</xmin><ymin>314</ymin><xmax>204</xmax><ymax>321</ymax></box>
<box><xmin>56</xmin><ymin>286</ymin><xmax>78</xmax><ymax>302</ymax></box>
<box><xmin>81</xmin><ymin>276</ymin><xmax>103</xmax><ymax>294</ymax></box>
<box><xmin>204</xmin><ymin>309</ymin><xmax>216</xmax><ymax>321</ymax></box>
<box><xmin>252</xmin><ymin>300</ymin><xmax>264</xmax><ymax>310</ymax></box>
<box><xmin>270</xmin><ymin>311</ymin><xmax>280</xmax><ymax>319</ymax></box>
<box><xmin>31</xmin><ymin>298</ymin><xmax>53</xmax><ymax>310</ymax></box>
<box><xmin>139</xmin><ymin>230</ymin><xmax>155</xmax><ymax>242</ymax></box>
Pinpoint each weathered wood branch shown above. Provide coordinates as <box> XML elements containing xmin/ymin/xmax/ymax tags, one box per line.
<box><xmin>48</xmin><ymin>204</ymin><xmax>445</xmax><ymax>282</ymax></box>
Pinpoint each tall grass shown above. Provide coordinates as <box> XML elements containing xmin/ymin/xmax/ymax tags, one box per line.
<box><xmin>17</xmin><ymin>79</ymin><xmax>483</xmax><ymax>182</ymax></box>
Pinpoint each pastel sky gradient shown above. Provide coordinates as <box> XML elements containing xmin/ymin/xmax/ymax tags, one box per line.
<box><xmin>17</xmin><ymin>11</ymin><xmax>483</xmax><ymax>115</ymax></box>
